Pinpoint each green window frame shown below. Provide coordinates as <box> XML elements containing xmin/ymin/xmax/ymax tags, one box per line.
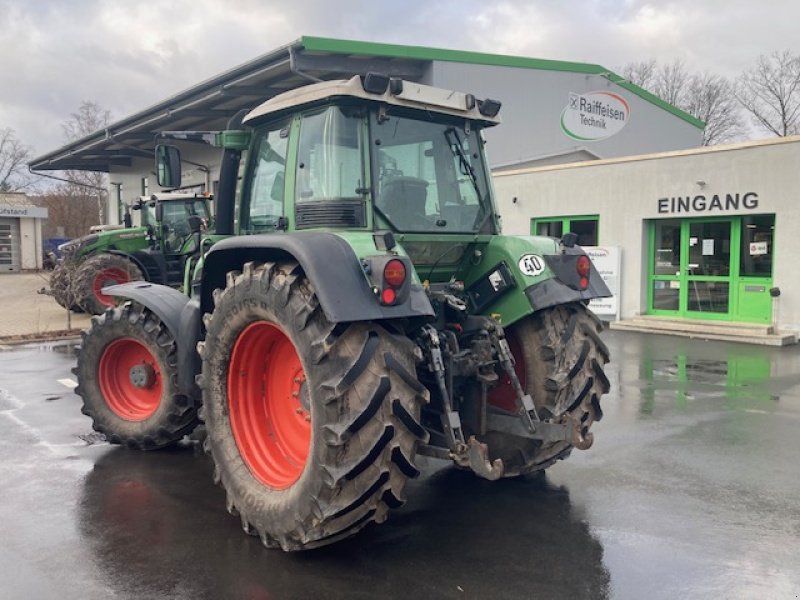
<box><xmin>531</xmin><ymin>215</ymin><xmax>599</xmax><ymax>246</ymax></box>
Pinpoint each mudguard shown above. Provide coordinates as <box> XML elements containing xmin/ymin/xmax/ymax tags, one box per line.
<box><xmin>463</xmin><ymin>235</ymin><xmax>611</xmax><ymax>327</ymax></box>
<box><xmin>527</xmin><ymin>247</ymin><xmax>612</xmax><ymax>312</ymax></box>
<box><xmin>201</xmin><ymin>231</ymin><xmax>435</xmax><ymax>323</ymax></box>
<box><xmin>102</xmin><ymin>282</ymin><xmax>201</xmax><ymax>397</ymax></box>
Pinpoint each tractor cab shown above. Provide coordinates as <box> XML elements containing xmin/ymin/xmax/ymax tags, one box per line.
<box><xmin>127</xmin><ymin>192</ymin><xmax>212</xmax><ymax>253</ymax></box>
<box><xmin>124</xmin><ymin>192</ymin><xmax>214</xmax><ymax>286</ymax></box>
<box><xmin>236</xmin><ymin>76</ymin><xmax>500</xmax><ymax>241</ymax></box>
<box><xmin>156</xmin><ymin>75</ymin><xmax>503</xmax><ymax>278</ymax></box>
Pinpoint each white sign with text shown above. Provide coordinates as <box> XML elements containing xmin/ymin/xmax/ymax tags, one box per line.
<box><xmin>584</xmin><ymin>246</ymin><xmax>621</xmax><ymax>320</ymax></box>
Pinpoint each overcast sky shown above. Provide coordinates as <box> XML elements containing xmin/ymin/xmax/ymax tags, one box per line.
<box><xmin>4</xmin><ymin>0</ymin><xmax>800</xmax><ymax>157</ymax></box>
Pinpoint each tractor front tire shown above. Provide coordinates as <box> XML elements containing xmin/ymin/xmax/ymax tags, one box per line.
<box><xmin>484</xmin><ymin>303</ymin><xmax>610</xmax><ymax>477</ymax></box>
<box><xmin>72</xmin><ymin>254</ymin><xmax>144</xmax><ymax>315</ymax></box>
<box><xmin>199</xmin><ymin>261</ymin><xmax>428</xmax><ymax>551</ymax></box>
<box><xmin>74</xmin><ymin>303</ymin><xmax>200</xmax><ymax>449</ymax></box>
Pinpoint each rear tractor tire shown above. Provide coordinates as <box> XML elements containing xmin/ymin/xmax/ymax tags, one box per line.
<box><xmin>74</xmin><ymin>303</ymin><xmax>200</xmax><ymax>449</ymax></box>
<box><xmin>199</xmin><ymin>261</ymin><xmax>429</xmax><ymax>551</ymax></box>
<box><xmin>483</xmin><ymin>302</ymin><xmax>610</xmax><ymax>477</ymax></box>
<box><xmin>72</xmin><ymin>254</ymin><xmax>144</xmax><ymax>315</ymax></box>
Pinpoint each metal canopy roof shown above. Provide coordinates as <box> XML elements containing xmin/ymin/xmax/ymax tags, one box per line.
<box><xmin>30</xmin><ymin>35</ymin><xmax>702</xmax><ymax>174</ymax></box>
<box><xmin>30</xmin><ymin>37</ymin><xmax>429</xmax><ymax>173</ymax></box>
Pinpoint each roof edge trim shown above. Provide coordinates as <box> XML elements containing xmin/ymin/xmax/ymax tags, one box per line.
<box><xmin>301</xmin><ymin>35</ymin><xmax>705</xmax><ymax>130</ymax></box>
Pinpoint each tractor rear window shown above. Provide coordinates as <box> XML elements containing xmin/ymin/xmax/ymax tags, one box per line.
<box><xmin>370</xmin><ymin>112</ymin><xmax>492</xmax><ymax>233</ymax></box>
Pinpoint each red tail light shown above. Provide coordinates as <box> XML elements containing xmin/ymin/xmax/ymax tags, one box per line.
<box><xmin>576</xmin><ymin>255</ymin><xmax>590</xmax><ymax>277</ymax></box>
<box><xmin>381</xmin><ymin>288</ymin><xmax>397</xmax><ymax>304</ymax></box>
<box><xmin>383</xmin><ymin>259</ymin><xmax>407</xmax><ymax>288</ymax></box>
<box><xmin>576</xmin><ymin>255</ymin><xmax>590</xmax><ymax>290</ymax></box>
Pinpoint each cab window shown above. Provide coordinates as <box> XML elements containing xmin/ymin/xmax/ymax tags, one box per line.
<box><xmin>242</xmin><ymin>121</ymin><xmax>289</xmax><ymax>232</ymax></box>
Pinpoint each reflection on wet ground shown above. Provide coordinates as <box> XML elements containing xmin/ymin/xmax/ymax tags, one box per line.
<box><xmin>79</xmin><ymin>447</ymin><xmax>609</xmax><ymax>599</ymax></box>
<box><xmin>1</xmin><ymin>331</ymin><xmax>799</xmax><ymax>599</ymax></box>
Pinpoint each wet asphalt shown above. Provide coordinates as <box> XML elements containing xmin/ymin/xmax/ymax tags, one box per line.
<box><xmin>0</xmin><ymin>331</ymin><xmax>799</xmax><ymax>600</ymax></box>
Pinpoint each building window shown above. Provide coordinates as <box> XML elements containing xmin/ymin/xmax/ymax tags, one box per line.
<box><xmin>531</xmin><ymin>215</ymin><xmax>599</xmax><ymax>246</ymax></box>
<box><xmin>740</xmin><ymin>214</ymin><xmax>774</xmax><ymax>278</ymax></box>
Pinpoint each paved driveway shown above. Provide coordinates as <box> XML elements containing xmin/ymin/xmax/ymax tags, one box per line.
<box><xmin>0</xmin><ymin>331</ymin><xmax>799</xmax><ymax>599</ymax></box>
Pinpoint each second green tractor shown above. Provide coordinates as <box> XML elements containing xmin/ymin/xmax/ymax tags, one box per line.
<box><xmin>51</xmin><ymin>193</ymin><xmax>215</xmax><ymax>314</ymax></box>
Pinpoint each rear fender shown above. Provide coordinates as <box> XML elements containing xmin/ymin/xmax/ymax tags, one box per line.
<box><xmin>200</xmin><ymin>232</ymin><xmax>434</xmax><ymax>323</ymax></box>
<box><xmin>102</xmin><ymin>282</ymin><xmax>200</xmax><ymax>398</ymax></box>
<box><xmin>463</xmin><ymin>235</ymin><xmax>611</xmax><ymax>327</ymax></box>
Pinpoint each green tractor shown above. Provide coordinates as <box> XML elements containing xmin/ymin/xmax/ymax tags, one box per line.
<box><xmin>50</xmin><ymin>193</ymin><xmax>214</xmax><ymax>314</ymax></box>
<box><xmin>74</xmin><ymin>74</ymin><xmax>612</xmax><ymax>551</ymax></box>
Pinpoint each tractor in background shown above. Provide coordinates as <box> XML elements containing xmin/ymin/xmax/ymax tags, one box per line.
<box><xmin>50</xmin><ymin>193</ymin><xmax>215</xmax><ymax>314</ymax></box>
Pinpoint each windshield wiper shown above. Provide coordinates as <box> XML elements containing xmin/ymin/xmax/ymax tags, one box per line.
<box><xmin>444</xmin><ymin>127</ymin><xmax>482</xmax><ymax>200</ymax></box>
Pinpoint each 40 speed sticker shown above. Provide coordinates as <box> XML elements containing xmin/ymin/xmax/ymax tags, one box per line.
<box><xmin>518</xmin><ymin>254</ymin><xmax>545</xmax><ymax>276</ymax></box>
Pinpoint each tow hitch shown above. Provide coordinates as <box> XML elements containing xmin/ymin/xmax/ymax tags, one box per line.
<box><xmin>417</xmin><ymin>315</ymin><xmax>593</xmax><ymax>482</ymax></box>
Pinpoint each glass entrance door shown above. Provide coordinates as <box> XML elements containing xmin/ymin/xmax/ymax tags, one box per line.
<box><xmin>649</xmin><ymin>216</ymin><xmax>774</xmax><ymax>323</ymax></box>
<box><xmin>649</xmin><ymin>217</ymin><xmax>739</xmax><ymax>320</ymax></box>
<box><xmin>685</xmin><ymin>220</ymin><xmax>733</xmax><ymax>316</ymax></box>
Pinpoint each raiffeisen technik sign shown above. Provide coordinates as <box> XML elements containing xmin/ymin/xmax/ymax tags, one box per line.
<box><xmin>561</xmin><ymin>91</ymin><xmax>630</xmax><ymax>142</ymax></box>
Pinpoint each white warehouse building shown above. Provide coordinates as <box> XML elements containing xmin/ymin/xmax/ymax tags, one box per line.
<box><xmin>493</xmin><ymin>136</ymin><xmax>800</xmax><ymax>343</ymax></box>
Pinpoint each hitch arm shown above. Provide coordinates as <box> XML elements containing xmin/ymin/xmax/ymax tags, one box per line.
<box><xmin>421</xmin><ymin>325</ymin><xmax>465</xmax><ymax>449</ymax></box>
<box><xmin>489</xmin><ymin>326</ymin><xmax>540</xmax><ymax>431</ymax></box>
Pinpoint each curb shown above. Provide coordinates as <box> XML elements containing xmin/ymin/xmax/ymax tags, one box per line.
<box><xmin>0</xmin><ymin>330</ymin><xmax>84</xmax><ymax>347</ymax></box>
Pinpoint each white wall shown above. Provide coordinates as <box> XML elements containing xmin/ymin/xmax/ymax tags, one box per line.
<box><xmin>18</xmin><ymin>217</ymin><xmax>42</xmax><ymax>269</ymax></box>
<box><xmin>493</xmin><ymin>136</ymin><xmax>800</xmax><ymax>333</ymax></box>
<box><xmin>431</xmin><ymin>62</ymin><xmax>704</xmax><ymax>168</ymax></box>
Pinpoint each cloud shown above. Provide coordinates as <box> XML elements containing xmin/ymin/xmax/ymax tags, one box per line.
<box><xmin>2</xmin><ymin>0</ymin><xmax>800</xmax><ymax>157</ymax></box>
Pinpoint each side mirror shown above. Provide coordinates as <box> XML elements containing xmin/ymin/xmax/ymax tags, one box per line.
<box><xmin>156</xmin><ymin>144</ymin><xmax>182</xmax><ymax>188</ymax></box>
<box><xmin>155</xmin><ymin>201</ymin><xmax>164</xmax><ymax>223</ymax></box>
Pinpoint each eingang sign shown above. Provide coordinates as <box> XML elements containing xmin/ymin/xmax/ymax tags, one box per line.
<box><xmin>561</xmin><ymin>91</ymin><xmax>630</xmax><ymax>142</ymax></box>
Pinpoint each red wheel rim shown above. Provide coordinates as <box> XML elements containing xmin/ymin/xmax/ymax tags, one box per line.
<box><xmin>93</xmin><ymin>267</ymin><xmax>133</xmax><ymax>307</ymax></box>
<box><xmin>228</xmin><ymin>321</ymin><xmax>311</xmax><ymax>490</ymax></box>
<box><xmin>488</xmin><ymin>332</ymin><xmax>527</xmax><ymax>413</ymax></box>
<box><xmin>98</xmin><ymin>337</ymin><xmax>163</xmax><ymax>421</ymax></box>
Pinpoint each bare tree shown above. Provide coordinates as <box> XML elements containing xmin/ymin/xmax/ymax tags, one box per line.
<box><xmin>620</xmin><ymin>59</ymin><xmax>745</xmax><ymax>145</ymax></box>
<box><xmin>33</xmin><ymin>189</ymin><xmax>99</xmax><ymax>239</ymax></box>
<box><xmin>60</xmin><ymin>101</ymin><xmax>113</xmax><ymax>224</ymax></box>
<box><xmin>621</xmin><ymin>59</ymin><xmax>657</xmax><ymax>89</ymax></box>
<box><xmin>621</xmin><ymin>59</ymin><xmax>689</xmax><ymax>104</ymax></box>
<box><xmin>684</xmin><ymin>73</ymin><xmax>745</xmax><ymax>145</ymax></box>
<box><xmin>737</xmin><ymin>50</ymin><xmax>800</xmax><ymax>136</ymax></box>
<box><xmin>0</xmin><ymin>128</ymin><xmax>36</xmax><ymax>192</ymax></box>
<box><xmin>655</xmin><ymin>59</ymin><xmax>690</xmax><ymax>107</ymax></box>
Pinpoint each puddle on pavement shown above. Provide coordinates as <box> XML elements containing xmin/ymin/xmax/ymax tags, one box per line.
<box><xmin>637</xmin><ymin>345</ymin><xmax>788</xmax><ymax>413</ymax></box>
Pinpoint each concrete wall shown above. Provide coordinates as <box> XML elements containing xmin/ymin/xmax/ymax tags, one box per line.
<box><xmin>492</xmin><ymin>136</ymin><xmax>800</xmax><ymax>333</ymax></box>
<box><xmin>430</xmin><ymin>62</ymin><xmax>704</xmax><ymax>168</ymax></box>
